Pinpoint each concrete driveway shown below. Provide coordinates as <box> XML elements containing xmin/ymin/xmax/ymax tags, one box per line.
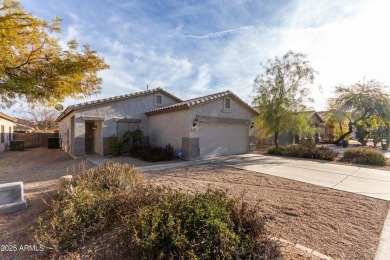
<box><xmin>139</xmin><ymin>153</ymin><xmax>390</xmax><ymax>259</ymax></box>
<box><xmin>215</xmin><ymin>153</ymin><xmax>390</xmax><ymax>260</ymax></box>
<box><xmin>212</xmin><ymin>153</ymin><xmax>390</xmax><ymax>201</ymax></box>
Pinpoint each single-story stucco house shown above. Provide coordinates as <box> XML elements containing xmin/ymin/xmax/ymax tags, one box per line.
<box><xmin>254</xmin><ymin>111</ymin><xmax>335</xmax><ymax>145</ymax></box>
<box><xmin>0</xmin><ymin>112</ymin><xmax>16</xmax><ymax>152</ymax></box>
<box><xmin>56</xmin><ymin>88</ymin><xmax>258</xmax><ymax>159</ymax></box>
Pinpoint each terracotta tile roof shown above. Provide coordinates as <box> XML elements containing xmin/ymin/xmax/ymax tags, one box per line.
<box><xmin>146</xmin><ymin>90</ymin><xmax>259</xmax><ymax>115</ymax></box>
<box><xmin>0</xmin><ymin>112</ymin><xmax>17</xmax><ymax>122</ymax></box>
<box><xmin>56</xmin><ymin>88</ymin><xmax>182</xmax><ymax>122</ymax></box>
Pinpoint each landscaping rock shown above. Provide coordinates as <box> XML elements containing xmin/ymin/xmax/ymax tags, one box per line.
<box><xmin>59</xmin><ymin>175</ymin><xmax>73</xmax><ymax>188</ymax></box>
<box><xmin>0</xmin><ymin>182</ymin><xmax>28</xmax><ymax>215</ymax></box>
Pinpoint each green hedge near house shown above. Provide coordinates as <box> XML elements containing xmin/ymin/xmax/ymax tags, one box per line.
<box><xmin>268</xmin><ymin>144</ymin><xmax>339</xmax><ymax>161</ymax></box>
<box><xmin>343</xmin><ymin>148</ymin><xmax>387</xmax><ymax>166</ymax></box>
<box><xmin>131</xmin><ymin>144</ymin><xmax>175</xmax><ymax>162</ymax></box>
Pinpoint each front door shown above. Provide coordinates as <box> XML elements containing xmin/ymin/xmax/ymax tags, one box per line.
<box><xmin>85</xmin><ymin>122</ymin><xmax>94</xmax><ymax>154</ymax></box>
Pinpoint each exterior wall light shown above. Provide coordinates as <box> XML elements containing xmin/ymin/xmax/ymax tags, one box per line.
<box><xmin>193</xmin><ymin>118</ymin><xmax>198</xmax><ymax>127</ymax></box>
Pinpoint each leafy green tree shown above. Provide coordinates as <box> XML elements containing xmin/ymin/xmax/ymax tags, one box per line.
<box><xmin>322</xmin><ymin>111</ymin><xmax>349</xmax><ymax>140</ymax></box>
<box><xmin>328</xmin><ymin>79</ymin><xmax>390</xmax><ymax>145</ymax></box>
<box><xmin>0</xmin><ymin>0</ymin><xmax>109</xmax><ymax>107</ymax></box>
<box><xmin>253</xmin><ymin>51</ymin><xmax>316</xmax><ymax>148</ymax></box>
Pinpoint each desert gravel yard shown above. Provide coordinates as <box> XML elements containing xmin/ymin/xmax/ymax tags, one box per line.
<box><xmin>143</xmin><ymin>163</ymin><xmax>390</xmax><ymax>260</ymax></box>
<box><xmin>0</xmin><ymin>148</ymin><xmax>92</xmax><ymax>259</ymax></box>
<box><xmin>1</xmin><ymin>148</ymin><xmax>389</xmax><ymax>259</ymax></box>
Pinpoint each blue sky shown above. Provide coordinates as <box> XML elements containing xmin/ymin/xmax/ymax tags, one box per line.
<box><xmin>7</xmin><ymin>0</ymin><xmax>390</xmax><ymax>115</ymax></box>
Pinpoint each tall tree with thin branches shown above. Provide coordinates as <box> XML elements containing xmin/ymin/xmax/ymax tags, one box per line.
<box><xmin>253</xmin><ymin>51</ymin><xmax>316</xmax><ymax>148</ymax></box>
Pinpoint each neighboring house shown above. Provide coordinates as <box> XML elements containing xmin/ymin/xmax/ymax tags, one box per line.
<box><xmin>0</xmin><ymin>112</ymin><xmax>16</xmax><ymax>152</ymax></box>
<box><xmin>13</xmin><ymin>118</ymin><xmax>35</xmax><ymax>133</ymax></box>
<box><xmin>316</xmin><ymin>111</ymin><xmax>335</xmax><ymax>141</ymax></box>
<box><xmin>57</xmin><ymin>88</ymin><xmax>257</xmax><ymax>159</ymax></box>
<box><xmin>255</xmin><ymin>111</ymin><xmax>334</xmax><ymax>145</ymax></box>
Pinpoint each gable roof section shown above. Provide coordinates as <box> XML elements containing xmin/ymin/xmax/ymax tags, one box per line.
<box><xmin>56</xmin><ymin>88</ymin><xmax>182</xmax><ymax>122</ymax></box>
<box><xmin>0</xmin><ymin>112</ymin><xmax>17</xmax><ymax>122</ymax></box>
<box><xmin>146</xmin><ymin>90</ymin><xmax>259</xmax><ymax>116</ymax></box>
<box><xmin>310</xmin><ymin>111</ymin><xmax>325</xmax><ymax>123</ymax></box>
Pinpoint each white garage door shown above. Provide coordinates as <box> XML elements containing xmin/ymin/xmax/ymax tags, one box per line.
<box><xmin>199</xmin><ymin>122</ymin><xmax>248</xmax><ymax>157</ymax></box>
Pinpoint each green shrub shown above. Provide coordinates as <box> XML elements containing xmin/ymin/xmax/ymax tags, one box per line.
<box><xmin>119</xmin><ymin>189</ymin><xmax>281</xmax><ymax>259</ymax></box>
<box><xmin>123</xmin><ymin>129</ymin><xmax>144</xmax><ymax>147</ymax></box>
<box><xmin>132</xmin><ymin>144</ymin><xmax>175</xmax><ymax>162</ymax></box>
<box><xmin>343</xmin><ymin>148</ymin><xmax>387</xmax><ymax>166</ymax></box>
<box><xmin>108</xmin><ymin>135</ymin><xmax>123</xmax><ymax>156</ymax></box>
<box><xmin>268</xmin><ymin>144</ymin><xmax>339</xmax><ymax>161</ymax></box>
<box><xmin>35</xmin><ymin>163</ymin><xmax>281</xmax><ymax>259</ymax></box>
<box><xmin>35</xmin><ymin>162</ymin><xmax>143</xmax><ymax>252</ymax></box>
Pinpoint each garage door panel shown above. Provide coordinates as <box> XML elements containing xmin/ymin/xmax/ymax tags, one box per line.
<box><xmin>199</xmin><ymin>122</ymin><xmax>248</xmax><ymax>157</ymax></box>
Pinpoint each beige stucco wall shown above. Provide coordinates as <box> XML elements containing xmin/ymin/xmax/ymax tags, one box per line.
<box><xmin>58</xmin><ymin>111</ymin><xmax>75</xmax><ymax>154</ymax></box>
<box><xmin>58</xmin><ymin>91</ymin><xmax>178</xmax><ymax>156</ymax></box>
<box><xmin>149</xmin><ymin>96</ymin><xmax>257</xmax><ymax>156</ymax></box>
<box><xmin>93</xmin><ymin>121</ymin><xmax>103</xmax><ymax>155</ymax></box>
<box><xmin>0</xmin><ymin>117</ymin><xmax>14</xmax><ymax>152</ymax></box>
<box><xmin>189</xmin><ymin>97</ymin><xmax>255</xmax><ymax>138</ymax></box>
<box><xmin>75</xmin><ymin>92</ymin><xmax>177</xmax><ymax>139</ymax></box>
<box><xmin>148</xmin><ymin>109</ymin><xmax>190</xmax><ymax>151</ymax></box>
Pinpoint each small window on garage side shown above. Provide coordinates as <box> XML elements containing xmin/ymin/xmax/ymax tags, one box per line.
<box><xmin>224</xmin><ymin>97</ymin><xmax>231</xmax><ymax>109</ymax></box>
<box><xmin>156</xmin><ymin>94</ymin><xmax>163</xmax><ymax>105</ymax></box>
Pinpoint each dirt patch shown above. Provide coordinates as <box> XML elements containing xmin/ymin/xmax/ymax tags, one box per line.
<box><xmin>143</xmin><ymin>163</ymin><xmax>389</xmax><ymax>259</ymax></box>
<box><xmin>0</xmin><ymin>148</ymin><xmax>92</xmax><ymax>260</ymax></box>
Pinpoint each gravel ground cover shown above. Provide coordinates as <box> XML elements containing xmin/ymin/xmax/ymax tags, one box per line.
<box><xmin>144</xmin><ymin>163</ymin><xmax>389</xmax><ymax>259</ymax></box>
<box><xmin>0</xmin><ymin>148</ymin><xmax>92</xmax><ymax>259</ymax></box>
<box><xmin>0</xmin><ymin>148</ymin><xmax>388</xmax><ymax>259</ymax></box>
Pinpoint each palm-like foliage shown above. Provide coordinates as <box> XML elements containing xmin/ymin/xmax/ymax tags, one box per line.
<box><xmin>328</xmin><ymin>79</ymin><xmax>390</xmax><ymax>144</ymax></box>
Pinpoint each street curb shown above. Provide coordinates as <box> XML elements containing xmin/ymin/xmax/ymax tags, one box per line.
<box><xmin>375</xmin><ymin>208</ymin><xmax>390</xmax><ymax>260</ymax></box>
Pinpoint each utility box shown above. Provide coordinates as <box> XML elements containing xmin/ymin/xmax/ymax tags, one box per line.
<box><xmin>48</xmin><ymin>137</ymin><xmax>60</xmax><ymax>149</ymax></box>
<box><xmin>9</xmin><ymin>140</ymin><xmax>24</xmax><ymax>151</ymax></box>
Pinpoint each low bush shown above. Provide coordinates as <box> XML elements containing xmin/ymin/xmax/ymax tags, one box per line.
<box><xmin>343</xmin><ymin>148</ymin><xmax>387</xmax><ymax>166</ymax></box>
<box><xmin>35</xmin><ymin>162</ymin><xmax>143</xmax><ymax>252</ymax></box>
<box><xmin>119</xmin><ymin>189</ymin><xmax>281</xmax><ymax>259</ymax></box>
<box><xmin>132</xmin><ymin>144</ymin><xmax>175</xmax><ymax>162</ymax></box>
<box><xmin>268</xmin><ymin>144</ymin><xmax>339</xmax><ymax>161</ymax></box>
<box><xmin>35</xmin><ymin>162</ymin><xmax>281</xmax><ymax>259</ymax></box>
<box><xmin>108</xmin><ymin>135</ymin><xmax>123</xmax><ymax>156</ymax></box>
